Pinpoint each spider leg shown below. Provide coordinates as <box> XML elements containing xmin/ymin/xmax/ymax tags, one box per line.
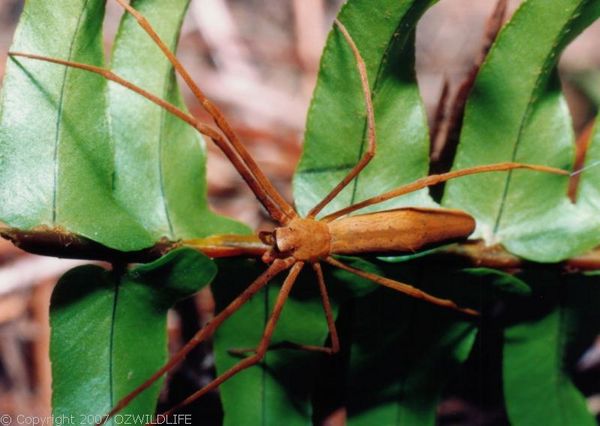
<box><xmin>96</xmin><ymin>257</ymin><xmax>295</xmax><ymax>425</ymax></box>
<box><xmin>161</xmin><ymin>261</ymin><xmax>305</xmax><ymax>416</ymax></box>
<box><xmin>322</xmin><ymin>162</ymin><xmax>568</xmax><ymax>222</ymax></box>
<box><xmin>228</xmin><ymin>262</ymin><xmax>340</xmax><ymax>356</ymax></box>
<box><xmin>114</xmin><ymin>0</ymin><xmax>296</xmax><ymax>224</ymax></box>
<box><xmin>9</xmin><ymin>52</ymin><xmax>291</xmax><ymax>224</ymax></box>
<box><xmin>307</xmin><ymin>19</ymin><xmax>376</xmax><ymax>219</ymax></box>
<box><xmin>325</xmin><ymin>256</ymin><xmax>479</xmax><ymax>316</ymax></box>
<box><xmin>312</xmin><ymin>261</ymin><xmax>340</xmax><ymax>353</ymax></box>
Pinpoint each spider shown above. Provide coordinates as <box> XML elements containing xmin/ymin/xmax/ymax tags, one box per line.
<box><xmin>9</xmin><ymin>0</ymin><xmax>566</xmax><ymax>421</ymax></box>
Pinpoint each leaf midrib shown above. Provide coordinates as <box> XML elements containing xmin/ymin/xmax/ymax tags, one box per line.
<box><xmin>155</xmin><ymin>2</ymin><xmax>190</xmax><ymax>240</ymax></box>
<box><xmin>157</xmin><ymin>70</ymin><xmax>175</xmax><ymax>239</ymax></box>
<box><xmin>348</xmin><ymin>5</ymin><xmax>421</xmax><ymax>209</ymax></box>
<box><xmin>112</xmin><ymin>2</ymin><xmax>190</xmax><ymax>240</ymax></box>
<box><xmin>492</xmin><ymin>3</ymin><xmax>585</xmax><ymax>234</ymax></box>
<box><xmin>109</xmin><ymin>272</ymin><xmax>121</xmax><ymax>409</ymax></box>
<box><xmin>350</xmin><ymin>0</ymin><xmax>437</xmax><ymax>209</ymax></box>
<box><xmin>52</xmin><ymin>0</ymin><xmax>92</xmax><ymax>224</ymax></box>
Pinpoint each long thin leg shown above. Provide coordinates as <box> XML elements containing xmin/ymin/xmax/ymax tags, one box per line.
<box><xmin>312</xmin><ymin>262</ymin><xmax>340</xmax><ymax>353</ymax></box>
<box><xmin>307</xmin><ymin>19</ymin><xmax>376</xmax><ymax>219</ymax></box>
<box><xmin>97</xmin><ymin>257</ymin><xmax>295</xmax><ymax>425</ymax></box>
<box><xmin>114</xmin><ymin>0</ymin><xmax>296</xmax><ymax>223</ymax></box>
<box><xmin>322</xmin><ymin>162</ymin><xmax>569</xmax><ymax>222</ymax></box>
<box><xmin>162</xmin><ymin>261</ymin><xmax>305</xmax><ymax>416</ymax></box>
<box><xmin>9</xmin><ymin>52</ymin><xmax>290</xmax><ymax>224</ymax></box>
<box><xmin>229</xmin><ymin>262</ymin><xmax>339</xmax><ymax>356</ymax></box>
<box><xmin>325</xmin><ymin>256</ymin><xmax>478</xmax><ymax>316</ymax></box>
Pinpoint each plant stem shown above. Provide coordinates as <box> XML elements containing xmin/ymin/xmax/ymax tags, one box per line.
<box><xmin>1</xmin><ymin>227</ymin><xmax>599</xmax><ymax>271</ymax></box>
<box><xmin>0</xmin><ymin>227</ymin><xmax>266</xmax><ymax>263</ymax></box>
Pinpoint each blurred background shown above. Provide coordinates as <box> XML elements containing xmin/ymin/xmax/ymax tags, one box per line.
<box><xmin>0</xmin><ymin>0</ymin><xmax>598</xmax><ymax>424</ymax></box>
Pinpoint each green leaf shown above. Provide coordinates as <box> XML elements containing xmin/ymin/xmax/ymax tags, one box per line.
<box><xmin>457</xmin><ymin>267</ymin><xmax>531</xmax><ymax>298</ymax></box>
<box><xmin>211</xmin><ymin>260</ymin><xmax>340</xmax><ymax>426</ymax></box>
<box><xmin>344</xmin><ymin>281</ymin><xmax>476</xmax><ymax>425</ymax></box>
<box><xmin>293</xmin><ymin>0</ymin><xmax>438</xmax><ymax>217</ymax></box>
<box><xmin>502</xmin><ymin>271</ymin><xmax>600</xmax><ymax>425</ymax></box>
<box><xmin>211</xmin><ymin>257</ymin><xmax>480</xmax><ymax>426</ymax></box>
<box><xmin>109</xmin><ymin>0</ymin><xmax>247</xmax><ymax>240</ymax></box>
<box><xmin>50</xmin><ymin>248</ymin><xmax>216</xmax><ymax>422</ymax></box>
<box><xmin>442</xmin><ymin>0</ymin><xmax>600</xmax><ymax>262</ymax></box>
<box><xmin>0</xmin><ymin>0</ymin><xmax>153</xmax><ymax>251</ymax></box>
<box><xmin>210</xmin><ymin>253</ymin><xmax>392</xmax><ymax>424</ymax></box>
<box><xmin>0</xmin><ymin>0</ymin><xmax>246</xmax><ymax>251</ymax></box>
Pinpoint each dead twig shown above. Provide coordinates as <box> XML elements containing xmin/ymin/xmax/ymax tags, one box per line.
<box><xmin>569</xmin><ymin>118</ymin><xmax>596</xmax><ymax>201</ymax></box>
<box><xmin>430</xmin><ymin>0</ymin><xmax>508</xmax><ymax>173</ymax></box>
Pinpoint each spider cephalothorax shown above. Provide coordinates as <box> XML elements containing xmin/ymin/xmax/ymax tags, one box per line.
<box><xmin>261</xmin><ymin>218</ymin><xmax>331</xmax><ymax>263</ymax></box>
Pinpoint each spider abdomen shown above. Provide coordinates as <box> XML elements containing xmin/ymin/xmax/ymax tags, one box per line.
<box><xmin>327</xmin><ymin>207</ymin><xmax>475</xmax><ymax>255</ymax></box>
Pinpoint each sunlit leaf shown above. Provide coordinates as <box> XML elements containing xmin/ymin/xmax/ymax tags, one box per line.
<box><xmin>0</xmin><ymin>0</ymin><xmax>152</xmax><ymax>250</ymax></box>
<box><xmin>443</xmin><ymin>0</ymin><xmax>600</xmax><ymax>262</ymax></box>
<box><xmin>294</xmin><ymin>0</ymin><xmax>438</xmax><ymax>217</ymax></box>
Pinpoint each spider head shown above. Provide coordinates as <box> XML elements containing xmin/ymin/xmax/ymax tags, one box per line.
<box><xmin>260</xmin><ymin>218</ymin><xmax>331</xmax><ymax>263</ymax></box>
